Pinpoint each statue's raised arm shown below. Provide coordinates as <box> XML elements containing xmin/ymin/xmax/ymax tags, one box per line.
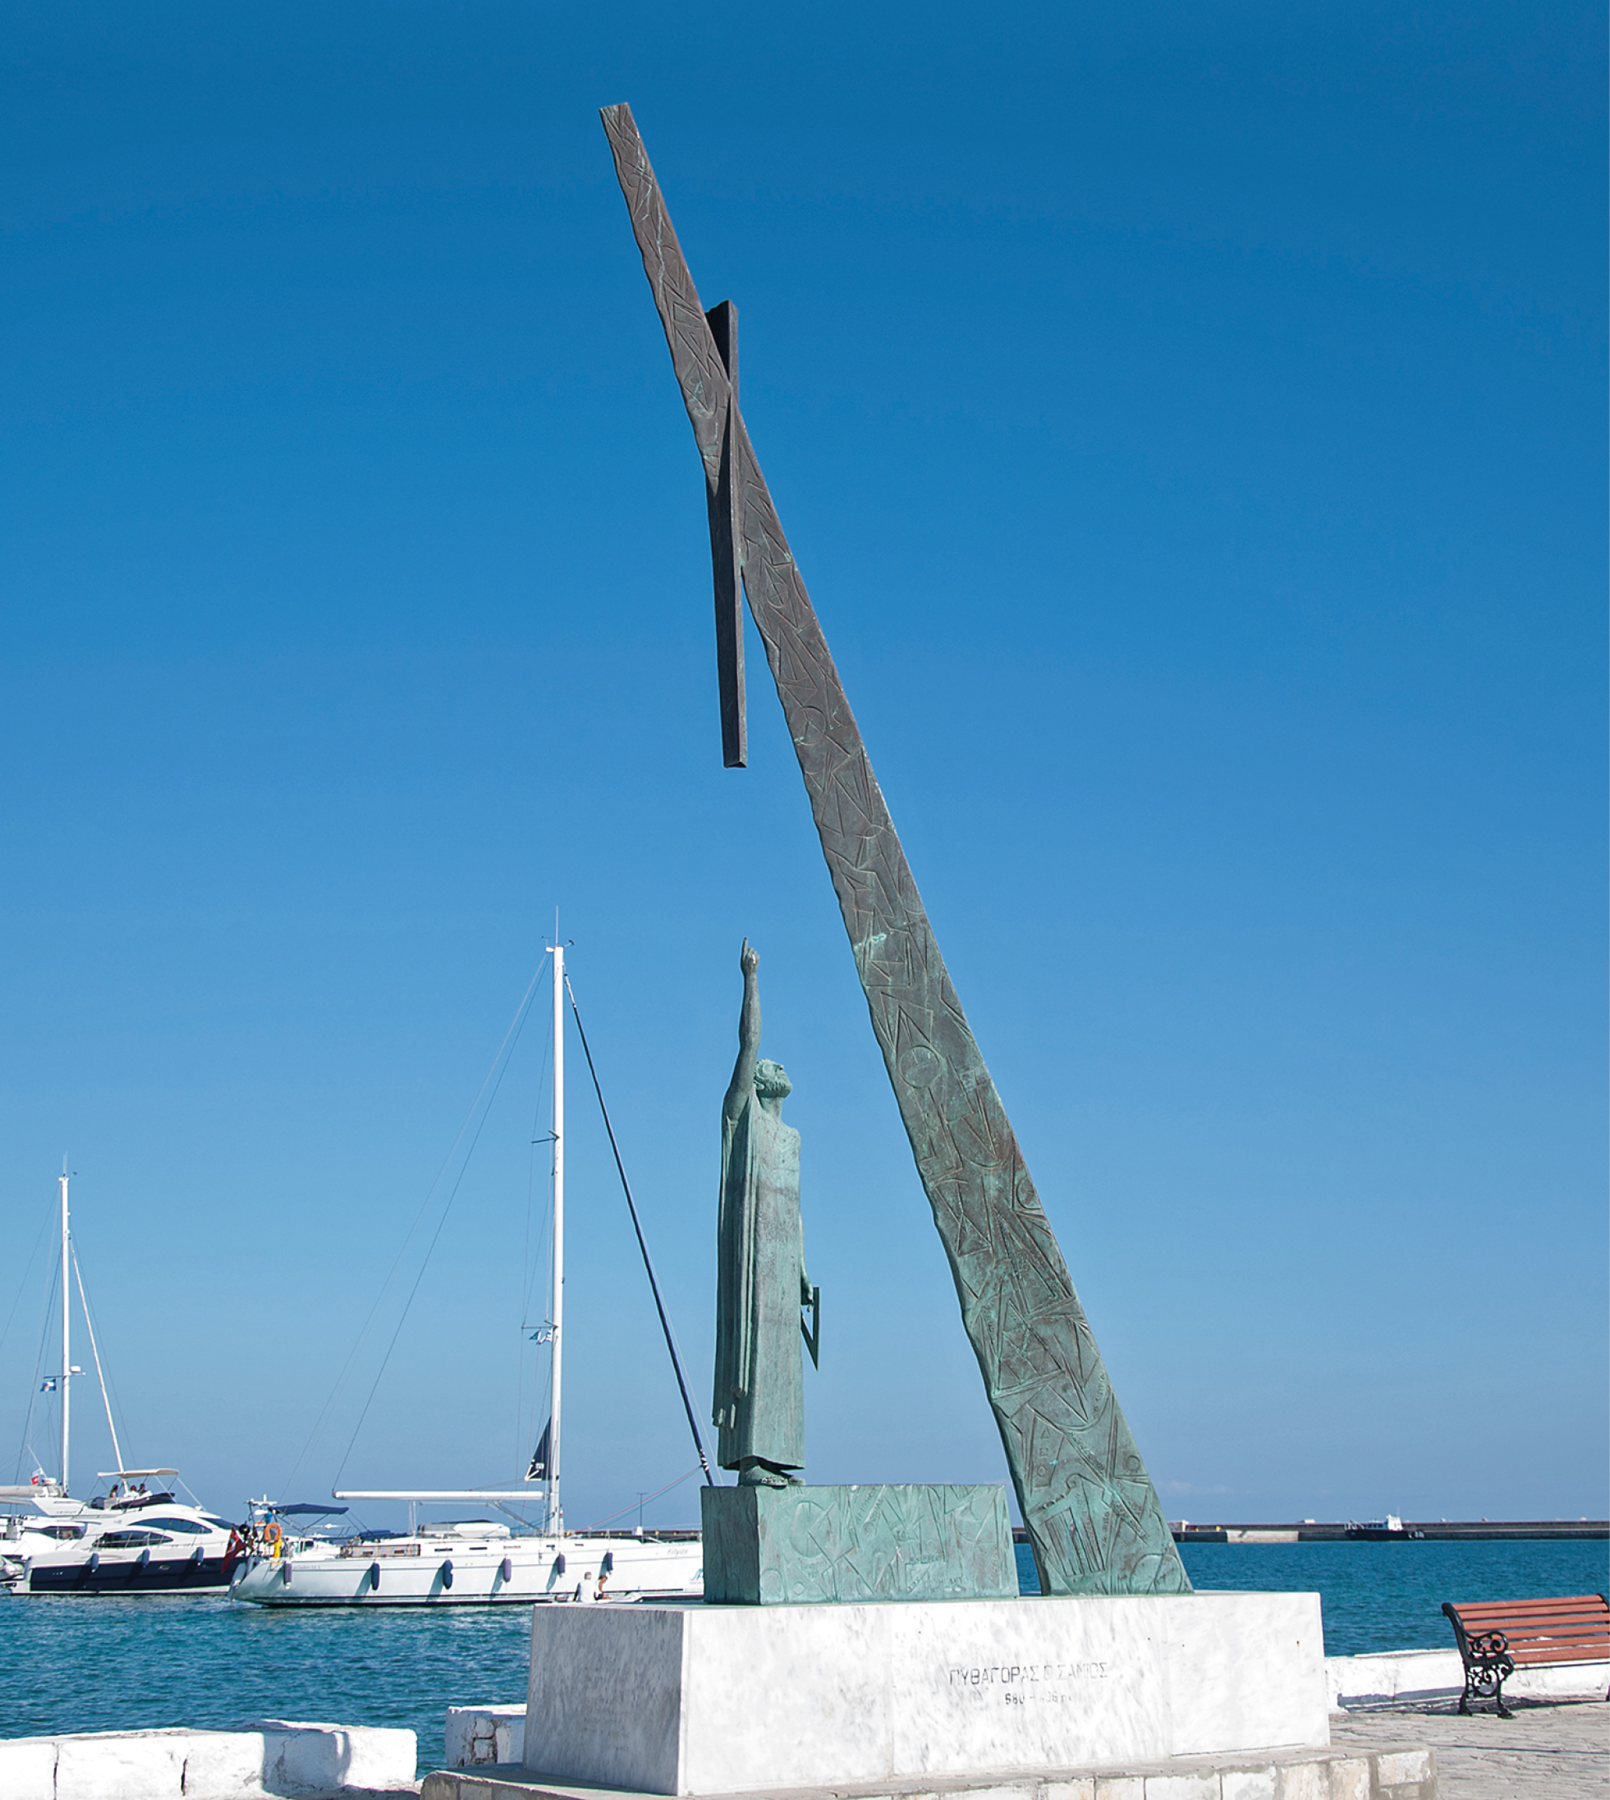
<box><xmin>724</xmin><ymin>939</ymin><xmax>761</xmax><ymax>1123</ymax></box>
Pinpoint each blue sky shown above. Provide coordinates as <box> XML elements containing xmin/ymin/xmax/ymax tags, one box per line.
<box><xmin>1</xmin><ymin>1</ymin><xmax>1603</xmax><ymax>1533</ymax></box>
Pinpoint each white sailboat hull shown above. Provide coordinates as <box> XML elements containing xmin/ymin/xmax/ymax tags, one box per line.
<box><xmin>230</xmin><ymin>1530</ymin><xmax>701</xmax><ymax>1607</ymax></box>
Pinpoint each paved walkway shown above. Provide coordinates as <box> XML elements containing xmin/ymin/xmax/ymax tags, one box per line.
<box><xmin>1333</xmin><ymin>1698</ymin><xmax>1608</xmax><ymax>1799</ymax></box>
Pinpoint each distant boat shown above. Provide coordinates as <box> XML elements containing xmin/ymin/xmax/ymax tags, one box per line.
<box><xmin>0</xmin><ymin>1172</ymin><xmax>245</xmax><ymax>1595</ymax></box>
<box><xmin>231</xmin><ymin>943</ymin><xmax>705</xmax><ymax>1607</ymax></box>
<box><xmin>1345</xmin><ymin>1515</ymin><xmax>1424</xmax><ymax>1540</ymax></box>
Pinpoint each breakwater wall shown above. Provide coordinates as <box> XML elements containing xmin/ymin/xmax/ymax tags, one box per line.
<box><xmin>1155</xmin><ymin>1520</ymin><xmax>1607</xmax><ymax>1543</ymax></box>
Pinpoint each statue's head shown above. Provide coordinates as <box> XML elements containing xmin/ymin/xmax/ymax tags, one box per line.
<box><xmin>754</xmin><ymin>1058</ymin><xmax>793</xmax><ymax>1103</ymax></box>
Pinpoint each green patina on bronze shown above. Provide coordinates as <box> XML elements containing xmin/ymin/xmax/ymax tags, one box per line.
<box><xmin>714</xmin><ymin>941</ymin><xmax>817</xmax><ymax>1487</ymax></box>
<box><xmin>702</xmin><ymin>1484</ymin><xmax>1017</xmax><ymax>1606</ymax></box>
<box><xmin>602</xmin><ymin>103</ymin><xmax>1189</xmax><ymax>1598</ymax></box>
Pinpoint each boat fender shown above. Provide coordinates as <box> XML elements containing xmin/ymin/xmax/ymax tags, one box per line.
<box><xmin>87</xmin><ymin>1552</ymin><xmax>99</xmax><ymax>1572</ymax></box>
<box><xmin>190</xmin><ymin>1547</ymin><xmax>204</xmax><ymax>1565</ymax></box>
<box><xmin>601</xmin><ymin>1551</ymin><xmax>614</xmax><ymax>1575</ymax></box>
<box><xmin>440</xmin><ymin>1559</ymin><xmax>453</xmax><ymax>1590</ymax></box>
<box><xmin>281</xmin><ymin>1560</ymin><xmax>292</xmax><ymax>1584</ymax></box>
<box><xmin>554</xmin><ymin>1552</ymin><xmax>566</xmax><ymax>1575</ymax></box>
<box><xmin>369</xmin><ymin>1562</ymin><xmax>381</xmax><ymax>1591</ymax></box>
<box><xmin>137</xmin><ymin>1549</ymin><xmax>150</xmax><ymax>1568</ymax></box>
<box><xmin>500</xmin><ymin>1556</ymin><xmax>513</xmax><ymax>1583</ymax></box>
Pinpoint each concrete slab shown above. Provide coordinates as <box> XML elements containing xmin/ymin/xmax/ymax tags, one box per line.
<box><xmin>1323</xmin><ymin>1647</ymin><xmax>1610</xmax><ymax>1712</ymax></box>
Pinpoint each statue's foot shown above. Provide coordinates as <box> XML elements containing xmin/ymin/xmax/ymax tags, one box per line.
<box><xmin>737</xmin><ymin>1461</ymin><xmax>791</xmax><ymax>1488</ymax></box>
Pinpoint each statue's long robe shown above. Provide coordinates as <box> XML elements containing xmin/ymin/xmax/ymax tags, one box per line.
<box><xmin>713</xmin><ymin>1094</ymin><xmax>804</xmax><ymax>1472</ymax></box>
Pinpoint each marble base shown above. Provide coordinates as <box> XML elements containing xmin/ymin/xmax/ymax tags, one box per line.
<box><xmin>518</xmin><ymin>1593</ymin><xmax>1330</xmax><ymax>1796</ymax></box>
<box><xmin>700</xmin><ymin>1485</ymin><xmax>1016</xmax><ymax>1605</ymax></box>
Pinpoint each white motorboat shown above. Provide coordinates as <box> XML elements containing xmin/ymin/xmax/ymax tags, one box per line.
<box><xmin>0</xmin><ymin>1171</ymin><xmax>245</xmax><ymax>1595</ymax></box>
<box><xmin>4</xmin><ymin>1474</ymin><xmax>244</xmax><ymax>1594</ymax></box>
<box><xmin>232</xmin><ymin>943</ymin><xmax>708</xmax><ymax>1607</ymax></box>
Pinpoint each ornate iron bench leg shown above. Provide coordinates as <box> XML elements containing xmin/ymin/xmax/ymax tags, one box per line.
<box><xmin>1462</xmin><ymin>1631</ymin><xmax>1515</xmax><ymax>1718</ymax></box>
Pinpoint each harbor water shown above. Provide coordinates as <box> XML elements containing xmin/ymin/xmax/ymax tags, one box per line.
<box><xmin>0</xmin><ymin>1538</ymin><xmax>1603</xmax><ymax>1776</ymax></box>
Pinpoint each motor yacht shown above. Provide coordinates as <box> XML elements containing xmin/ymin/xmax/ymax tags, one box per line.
<box><xmin>0</xmin><ymin>1173</ymin><xmax>243</xmax><ymax>1595</ymax></box>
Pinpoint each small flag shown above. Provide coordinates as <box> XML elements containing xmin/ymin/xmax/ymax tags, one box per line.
<box><xmin>529</xmin><ymin>1326</ymin><xmax>554</xmax><ymax>1344</ymax></box>
<box><xmin>526</xmin><ymin>1420</ymin><xmax>551</xmax><ymax>1481</ymax></box>
<box><xmin>40</xmin><ymin>1378</ymin><xmax>58</xmax><ymax>1394</ymax></box>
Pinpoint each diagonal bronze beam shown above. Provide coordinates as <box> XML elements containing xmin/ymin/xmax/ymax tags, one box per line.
<box><xmin>601</xmin><ymin>102</ymin><xmax>1188</xmax><ymax>1596</ymax></box>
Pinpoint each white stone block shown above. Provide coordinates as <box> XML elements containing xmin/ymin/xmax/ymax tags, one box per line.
<box><xmin>1220</xmin><ymin>1769</ymin><xmax>1277</xmax><ymax>1800</ymax></box>
<box><xmin>1374</xmin><ymin>1748</ymin><xmax>1432</xmax><ymax>1787</ymax></box>
<box><xmin>446</xmin><ymin>1706</ymin><xmax>527</xmax><ymax>1769</ymax></box>
<box><xmin>1093</xmin><ymin>1779</ymin><xmax>1146</xmax><ymax>1800</ymax></box>
<box><xmin>1041</xmin><ymin>1783</ymin><xmax>1097</xmax><ymax>1800</ymax></box>
<box><xmin>1327</xmin><ymin>1759</ymin><xmax>1370</xmax><ymax>1800</ymax></box>
<box><xmin>1272</xmin><ymin>1764</ymin><xmax>1323</xmax><ymax>1800</ymax></box>
<box><xmin>171</xmin><ymin>1731</ymin><xmax>268</xmax><ymax>1797</ymax></box>
<box><xmin>524</xmin><ymin>1592</ymin><xmax>1329</xmax><ymax>1796</ymax></box>
<box><xmin>1142</xmin><ymin>1775</ymin><xmax>1217</xmax><ymax>1799</ymax></box>
<box><xmin>254</xmin><ymin>1719</ymin><xmax>418</xmax><ymax>1792</ymax></box>
<box><xmin>0</xmin><ymin>1737</ymin><xmax>57</xmax><ymax>1800</ymax></box>
<box><xmin>4</xmin><ymin>1722</ymin><xmax>416</xmax><ymax>1800</ymax></box>
<box><xmin>55</xmin><ymin>1731</ymin><xmax>189</xmax><ymax>1800</ymax></box>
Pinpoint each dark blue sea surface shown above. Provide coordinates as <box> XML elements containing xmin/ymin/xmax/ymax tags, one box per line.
<box><xmin>1</xmin><ymin>1540</ymin><xmax>1604</xmax><ymax>1776</ymax></box>
<box><xmin>1015</xmin><ymin>1536</ymin><xmax>1608</xmax><ymax>1658</ymax></box>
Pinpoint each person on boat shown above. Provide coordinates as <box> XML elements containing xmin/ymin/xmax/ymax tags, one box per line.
<box><xmin>713</xmin><ymin>940</ymin><xmax>816</xmax><ymax>1488</ymax></box>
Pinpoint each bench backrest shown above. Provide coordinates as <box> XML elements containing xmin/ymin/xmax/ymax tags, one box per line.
<box><xmin>1443</xmin><ymin>1594</ymin><xmax>1610</xmax><ymax>1666</ymax></box>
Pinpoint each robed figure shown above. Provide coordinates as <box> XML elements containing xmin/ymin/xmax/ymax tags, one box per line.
<box><xmin>714</xmin><ymin>940</ymin><xmax>819</xmax><ymax>1486</ymax></box>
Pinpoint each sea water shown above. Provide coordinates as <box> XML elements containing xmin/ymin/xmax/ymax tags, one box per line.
<box><xmin>1020</xmin><ymin>1536</ymin><xmax>1608</xmax><ymax>1652</ymax></box>
<box><xmin>0</xmin><ymin>1539</ymin><xmax>1604</xmax><ymax>1775</ymax></box>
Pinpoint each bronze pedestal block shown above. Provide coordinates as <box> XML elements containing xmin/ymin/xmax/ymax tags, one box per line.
<box><xmin>701</xmin><ymin>1482</ymin><xmax>1016</xmax><ymax>1605</ymax></box>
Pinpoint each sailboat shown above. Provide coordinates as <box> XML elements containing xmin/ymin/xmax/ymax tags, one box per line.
<box><xmin>0</xmin><ymin>1172</ymin><xmax>245</xmax><ymax>1595</ymax></box>
<box><xmin>230</xmin><ymin>944</ymin><xmax>706</xmax><ymax>1606</ymax></box>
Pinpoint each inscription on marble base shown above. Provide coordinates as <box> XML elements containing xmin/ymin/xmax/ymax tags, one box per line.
<box><xmin>701</xmin><ymin>1483</ymin><xmax>1016</xmax><ymax>1605</ymax></box>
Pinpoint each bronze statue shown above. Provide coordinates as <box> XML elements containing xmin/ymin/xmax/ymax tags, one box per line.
<box><xmin>603</xmin><ymin>104</ymin><xmax>1190</xmax><ymax>1595</ymax></box>
<box><xmin>714</xmin><ymin>941</ymin><xmax>820</xmax><ymax>1486</ymax></box>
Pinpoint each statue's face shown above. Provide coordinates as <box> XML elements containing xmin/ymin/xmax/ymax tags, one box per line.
<box><xmin>754</xmin><ymin>1058</ymin><xmax>793</xmax><ymax>1102</ymax></box>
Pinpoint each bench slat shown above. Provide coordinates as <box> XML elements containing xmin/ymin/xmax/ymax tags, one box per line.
<box><xmin>1447</xmin><ymin>1605</ymin><xmax>1610</xmax><ymax>1620</ymax></box>
<box><xmin>1510</xmin><ymin>1642</ymin><xmax>1610</xmax><ymax>1664</ymax></box>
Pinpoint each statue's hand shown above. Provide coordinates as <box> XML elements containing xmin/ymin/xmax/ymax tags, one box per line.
<box><xmin>740</xmin><ymin>938</ymin><xmax>759</xmax><ymax>977</ymax></box>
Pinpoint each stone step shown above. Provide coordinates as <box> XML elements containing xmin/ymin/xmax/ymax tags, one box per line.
<box><xmin>421</xmin><ymin>1742</ymin><xmax>1437</xmax><ymax>1800</ymax></box>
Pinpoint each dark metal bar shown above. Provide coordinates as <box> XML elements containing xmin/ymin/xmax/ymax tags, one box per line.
<box><xmin>565</xmin><ymin>973</ymin><xmax>716</xmax><ymax>1486</ymax></box>
<box><xmin>705</xmin><ymin>301</ymin><xmax>746</xmax><ymax>768</ymax></box>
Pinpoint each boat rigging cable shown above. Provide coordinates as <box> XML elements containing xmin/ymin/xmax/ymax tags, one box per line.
<box><xmin>564</xmin><ymin>973</ymin><xmax>716</xmax><ymax>1487</ymax></box>
<box><xmin>14</xmin><ymin>1237</ymin><xmax>61</xmax><ymax>1484</ymax></box>
<box><xmin>331</xmin><ymin>963</ymin><xmax>546</xmax><ymax>1490</ymax></box>
<box><xmin>585</xmin><ymin>1462</ymin><xmax>702</xmax><ymax>1531</ymax></box>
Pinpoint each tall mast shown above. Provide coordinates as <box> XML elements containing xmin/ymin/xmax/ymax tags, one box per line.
<box><xmin>549</xmin><ymin>943</ymin><xmax>564</xmax><ymax>1536</ymax></box>
<box><xmin>59</xmin><ymin>1166</ymin><xmax>70</xmax><ymax>1494</ymax></box>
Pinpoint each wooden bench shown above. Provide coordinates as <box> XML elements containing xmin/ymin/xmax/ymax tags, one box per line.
<box><xmin>1442</xmin><ymin>1593</ymin><xmax>1610</xmax><ymax>1716</ymax></box>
